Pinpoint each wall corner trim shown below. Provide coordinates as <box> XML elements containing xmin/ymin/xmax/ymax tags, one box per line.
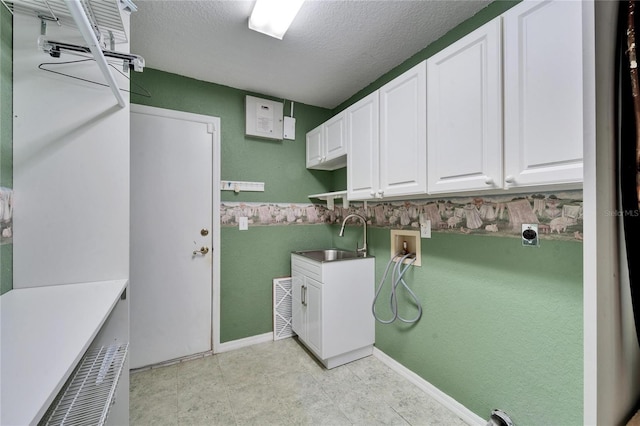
<box><xmin>215</xmin><ymin>332</ymin><xmax>274</xmax><ymax>354</ymax></box>
<box><xmin>372</xmin><ymin>347</ymin><xmax>485</xmax><ymax>426</ymax></box>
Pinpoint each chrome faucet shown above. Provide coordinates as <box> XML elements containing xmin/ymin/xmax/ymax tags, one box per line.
<box><xmin>339</xmin><ymin>214</ymin><xmax>368</xmax><ymax>257</ymax></box>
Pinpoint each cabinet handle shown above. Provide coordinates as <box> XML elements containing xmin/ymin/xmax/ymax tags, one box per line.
<box><xmin>301</xmin><ymin>285</ymin><xmax>306</xmax><ymax>306</ymax></box>
<box><xmin>485</xmin><ymin>177</ymin><xmax>494</xmax><ymax>185</ymax></box>
<box><xmin>370</xmin><ymin>191</ymin><xmax>376</xmax><ymax>197</ymax></box>
<box><xmin>505</xmin><ymin>175</ymin><xmax>515</xmax><ymax>184</ymax></box>
<box><xmin>377</xmin><ymin>190</ymin><xmax>384</xmax><ymax>198</ymax></box>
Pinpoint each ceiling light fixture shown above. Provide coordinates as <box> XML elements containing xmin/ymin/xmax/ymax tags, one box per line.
<box><xmin>248</xmin><ymin>0</ymin><xmax>304</xmax><ymax>40</ymax></box>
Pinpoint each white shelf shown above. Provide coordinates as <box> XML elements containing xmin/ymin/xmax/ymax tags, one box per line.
<box><xmin>0</xmin><ymin>279</ymin><xmax>128</xmax><ymax>426</ymax></box>
<box><xmin>7</xmin><ymin>0</ymin><xmax>128</xmax><ymax>44</ymax></box>
<box><xmin>308</xmin><ymin>190</ymin><xmax>347</xmax><ymax>200</ymax></box>
<box><xmin>42</xmin><ymin>343</ymin><xmax>128</xmax><ymax>426</ymax></box>
<box><xmin>308</xmin><ymin>191</ymin><xmax>348</xmax><ymax>209</ymax></box>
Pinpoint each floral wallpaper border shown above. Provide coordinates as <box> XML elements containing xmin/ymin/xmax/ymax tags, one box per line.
<box><xmin>221</xmin><ymin>190</ymin><xmax>584</xmax><ymax>242</ymax></box>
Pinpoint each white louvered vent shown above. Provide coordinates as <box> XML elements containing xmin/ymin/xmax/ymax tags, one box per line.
<box><xmin>273</xmin><ymin>277</ymin><xmax>295</xmax><ymax>341</ymax></box>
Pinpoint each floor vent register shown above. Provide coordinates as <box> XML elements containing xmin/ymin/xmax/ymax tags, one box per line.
<box><xmin>273</xmin><ymin>277</ymin><xmax>295</xmax><ymax>341</ymax></box>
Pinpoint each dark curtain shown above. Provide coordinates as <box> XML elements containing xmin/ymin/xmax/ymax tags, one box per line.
<box><xmin>618</xmin><ymin>1</ymin><xmax>640</xmax><ymax>346</ymax></box>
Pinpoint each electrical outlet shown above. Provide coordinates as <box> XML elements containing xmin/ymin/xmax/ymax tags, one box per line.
<box><xmin>420</xmin><ymin>219</ymin><xmax>431</xmax><ymax>238</ymax></box>
<box><xmin>522</xmin><ymin>223</ymin><xmax>539</xmax><ymax>247</ymax></box>
<box><xmin>239</xmin><ymin>217</ymin><xmax>249</xmax><ymax>231</ymax></box>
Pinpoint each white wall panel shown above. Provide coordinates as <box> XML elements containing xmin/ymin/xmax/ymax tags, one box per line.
<box><xmin>13</xmin><ymin>12</ymin><xmax>130</xmax><ymax>287</ymax></box>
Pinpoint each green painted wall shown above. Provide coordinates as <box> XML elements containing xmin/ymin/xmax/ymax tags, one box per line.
<box><xmin>327</xmin><ymin>1</ymin><xmax>581</xmax><ymax>422</ymax></box>
<box><xmin>328</xmin><ymin>1</ymin><xmax>582</xmax><ymax>423</ymax></box>
<box><xmin>1</xmin><ymin>6</ymin><xmax>12</xmax><ymax>295</ymax></box>
<box><xmin>131</xmin><ymin>69</ymin><xmax>334</xmax><ymax>203</ymax></box>
<box><xmin>220</xmin><ymin>225</ymin><xmax>332</xmax><ymax>342</ymax></box>
<box><xmin>336</xmin><ymin>228</ymin><xmax>582</xmax><ymax>425</ymax></box>
<box><xmin>131</xmin><ymin>69</ymin><xmax>337</xmax><ymax>340</ymax></box>
<box><xmin>132</xmin><ymin>0</ymin><xmax>583</xmax><ymax>423</ymax></box>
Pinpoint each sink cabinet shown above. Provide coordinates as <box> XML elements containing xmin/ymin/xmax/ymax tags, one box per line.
<box><xmin>291</xmin><ymin>253</ymin><xmax>375</xmax><ymax>368</ymax></box>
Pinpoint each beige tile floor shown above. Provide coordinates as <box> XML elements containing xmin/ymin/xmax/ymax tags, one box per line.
<box><xmin>130</xmin><ymin>338</ymin><xmax>468</xmax><ymax>426</ymax></box>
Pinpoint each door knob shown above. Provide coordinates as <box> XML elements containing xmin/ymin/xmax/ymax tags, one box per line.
<box><xmin>193</xmin><ymin>246</ymin><xmax>209</xmax><ymax>255</ymax></box>
<box><xmin>200</xmin><ymin>228</ymin><xmax>209</xmax><ymax>236</ymax></box>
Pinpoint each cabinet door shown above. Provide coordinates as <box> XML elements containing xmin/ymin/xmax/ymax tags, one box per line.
<box><xmin>305</xmin><ymin>124</ymin><xmax>323</xmax><ymax>168</ymax></box>
<box><xmin>291</xmin><ymin>271</ymin><xmax>305</xmax><ymax>339</ymax></box>
<box><xmin>379</xmin><ymin>61</ymin><xmax>427</xmax><ymax>198</ymax></box>
<box><xmin>324</xmin><ymin>112</ymin><xmax>347</xmax><ymax>161</ymax></box>
<box><xmin>347</xmin><ymin>92</ymin><xmax>380</xmax><ymax>200</ymax></box>
<box><xmin>427</xmin><ymin>18</ymin><xmax>502</xmax><ymax>193</ymax></box>
<box><xmin>503</xmin><ymin>0</ymin><xmax>586</xmax><ymax>187</ymax></box>
<box><xmin>305</xmin><ymin>277</ymin><xmax>322</xmax><ymax>357</ymax></box>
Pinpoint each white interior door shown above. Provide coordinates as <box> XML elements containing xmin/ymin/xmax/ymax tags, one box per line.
<box><xmin>130</xmin><ymin>106</ymin><xmax>219</xmax><ymax>369</ymax></box>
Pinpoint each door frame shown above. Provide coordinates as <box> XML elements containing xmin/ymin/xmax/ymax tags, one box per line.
<box><xmin>130</xmin><ymin>104</ymin><xmax>221</xmax><ymax>353</ymax></box>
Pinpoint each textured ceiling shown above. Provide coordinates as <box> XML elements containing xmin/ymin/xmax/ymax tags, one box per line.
<box><xmin>131</xmin><ymin>0</ymin><xmax>492</xmax><ymax>109</ymax></box>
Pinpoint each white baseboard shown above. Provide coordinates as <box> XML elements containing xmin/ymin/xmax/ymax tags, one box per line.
<box><xmin>372</xmin><ymin>347</ymin><xmax>486</xmax><ymax>426</ymax></box>
<box><xmin>215</xmin><ymin>332</ymin><xmax>274</xmax><ymax>353</ymax></box>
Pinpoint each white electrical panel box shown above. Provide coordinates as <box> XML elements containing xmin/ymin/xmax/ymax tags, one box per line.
<box><xmin>245</xmin><ymin>95</ymin><xmax>284</xmax><ymax>140</ymax></box>
<box><xmin>283</xmin><ymin>116</ymin><xmax>296</xmax><ymax>140</ymax></box>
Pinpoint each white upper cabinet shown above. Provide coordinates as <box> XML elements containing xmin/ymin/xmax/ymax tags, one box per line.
<box><xmin>347</xmin><ymin>92</ymin><xmax>380</xmax><ymax>200</ymax></box>
<box><xmin>379</xmin><ymin>61</ymin><xmax>427</xmax><ymax>198</ymax></box>
<box><xmin>503</xmin><ymin>0</ymin><xmax>586</xmax><ymax>188</ymax></box>
<box><xmin>324</xmin><ymin>113</ymin><xmax>347</xmax><ymax>161</ymax></box>
<box><xmin>334</xmin><ymin>0</ymin><xmax>590</xmax><ymax>201</ymax></box>
<box><xmin>306</xmin><ymin>111</ymin><xmax>347</xmax><ymax>170</ymax></box>
<box><xmin>347</xmin><ymin>62</ymin><xmax>426</xmax><ymax>201</ymax></box>
<box><xmin>306</xmin><ymin>125</ymin><xmax>323</xmax><ymax>167</ymax></box>
<box><xmin>427</xmin><ymin>18</ymin><xmax>502</xmax><ymax>194</ymax></box>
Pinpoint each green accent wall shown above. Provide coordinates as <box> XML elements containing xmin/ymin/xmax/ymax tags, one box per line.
<box><xmin>324</xmin><ymin>1</ymin><xmax>582</xmax><ymax>423</ymax></box>
<box><xmin>131</xmin><ymin>69</ymin><xmax>334</xmax><ymax>203</ymax></box>
<box><xmin>132</xmin><ymin>0</ymin><xmax>583</xmax><ymax>424</ymax></box>
<box><xmin>131</xmin><ymin>69</ymin><xmax>337</xmax><ymax>339</ymax></box>
<box><xmin>1</xmin><ymin>5</ymin><xmax>12</xmax><ymax>295</ymax></box>
<box><xmin>348</xmin><ymin>229</ymin><xmax>583</xmax><ymax>426</ymax></box>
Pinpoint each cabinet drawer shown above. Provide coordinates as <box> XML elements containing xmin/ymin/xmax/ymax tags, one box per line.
<box><xmin>291</xmin><ymin>254</ymin><xmax>322</xmax><ymax>282</ymax></box>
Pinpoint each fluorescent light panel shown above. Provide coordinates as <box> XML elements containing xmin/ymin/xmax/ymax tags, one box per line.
<box><xmin>249</xmin><ymin>0</ymin><xmax>304</xmax><ymax>40</ymax></box>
